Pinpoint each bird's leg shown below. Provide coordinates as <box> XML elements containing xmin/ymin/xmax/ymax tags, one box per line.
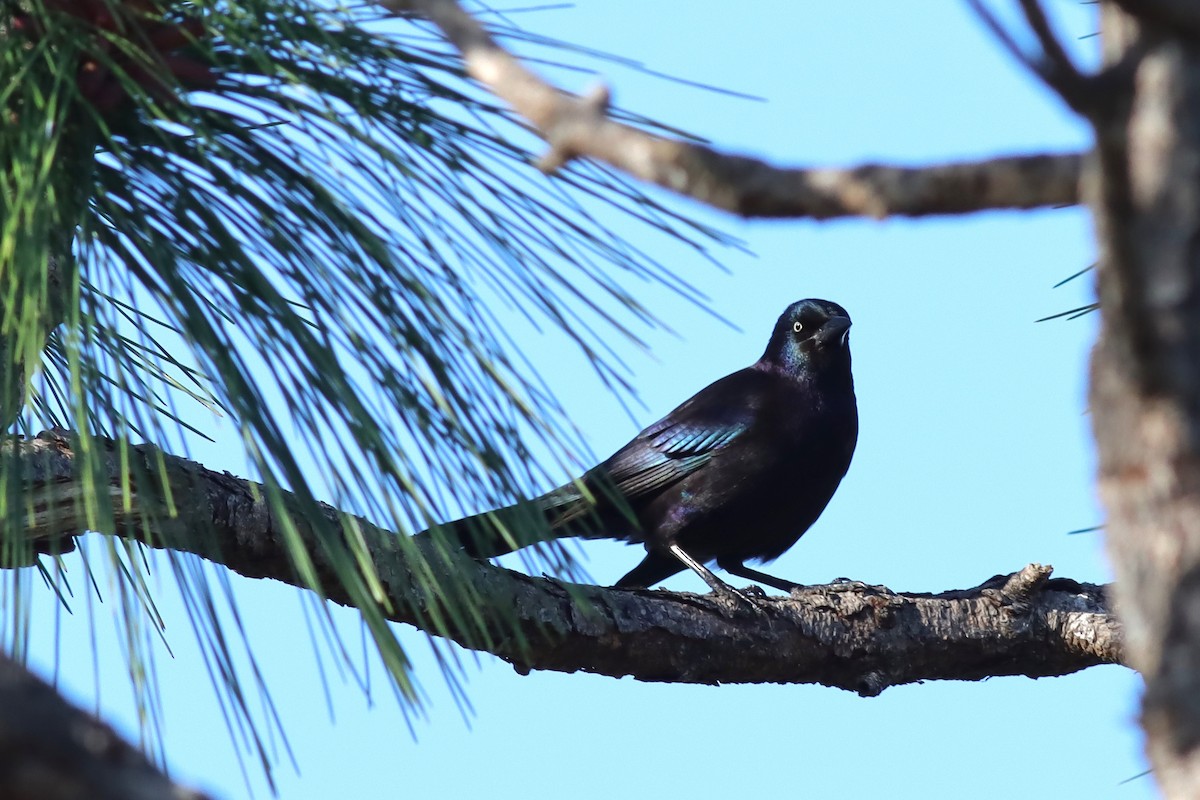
<box><xmin>667</xmin><ymin>544</ymin><xmax>764</xmax><ymax>607</ymax></box>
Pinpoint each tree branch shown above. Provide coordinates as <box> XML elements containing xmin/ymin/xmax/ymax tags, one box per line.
<box><xmin>12</xmin><ymin>432</ymin><xmax>1123</xmax><ymax>693</ymax></box>
<box><xmin>379</xmin><ymin>0</ymin><xmax>1082</xmax><ymax>219</ymax></box>
<box><xmin>966</xmin><ymin>0</ymin><xmax>1100</xmax><ymax>113</ymax></box>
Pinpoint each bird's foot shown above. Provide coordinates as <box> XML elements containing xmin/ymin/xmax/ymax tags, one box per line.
<box><xmin>828</xmin><ymin>577</ymin><xmax>871</xmax><ymax>592</ymax></box>
<box><xmin>708</xmin><ymin>581</ymin><xmax>771</xmax><ymax>615</ymax></box>
<box><xmin>789</xmin><ymin>577</ymin><xmax>880</xmax><ymax>595</ymax></box>
<box><xmin>665</xmin><ymin>543</ymin><xmax>769</xmax><ymax>613</ymax></box>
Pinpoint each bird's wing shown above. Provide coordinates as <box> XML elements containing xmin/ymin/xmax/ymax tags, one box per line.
<box><xmin>609</xmin><ymin>416</ymin><xmax>746</xmax><ymax>494</ymax></box>
<box><xmin>538</xmin><ymin>369</ymin><xmax>764</xmax><ymax>524</ymax></box>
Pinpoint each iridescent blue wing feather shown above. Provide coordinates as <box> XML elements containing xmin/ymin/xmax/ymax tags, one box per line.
<box><xmin>538</xmin><ymin>370</ymin><xmax>759</xmax><ymax>524</ymax></box>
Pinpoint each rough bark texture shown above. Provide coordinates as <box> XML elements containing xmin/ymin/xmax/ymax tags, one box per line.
<box><xmin>0</xmin><ymin>655</ymin><xmax>210</xmax><ymax>800</ymax></box>
<box><xmin>1090</xmin><ymin>4</ymin><xmax>1200</xmax><ymax>796</ymax></box>
<box><xmin>10</xmin><ymin>432</ymin><xmax>1121</xmax><ymax>690</ymax></box>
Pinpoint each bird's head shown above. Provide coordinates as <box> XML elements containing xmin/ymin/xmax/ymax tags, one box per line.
<box><xmin>761</xmin><ymin>298</ymin><xmax>852</xmax><ymax>376</ymax></box>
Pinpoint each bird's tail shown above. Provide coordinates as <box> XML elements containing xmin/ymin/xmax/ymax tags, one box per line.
<box><xmin>426</xmin><ymin>503</ymin><xmax>556</xmax><ymax>559</ymax></box>
<box><xmin>419</xmin><ymin>476</ymin><xmax>629</xmax><ymax>559</ymax></box>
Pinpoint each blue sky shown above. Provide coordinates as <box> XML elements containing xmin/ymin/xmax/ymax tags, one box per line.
<box><xmin>22</xmin><ymin>3</ymin><xmax>1152</xmax><ymax>798</ymax></box>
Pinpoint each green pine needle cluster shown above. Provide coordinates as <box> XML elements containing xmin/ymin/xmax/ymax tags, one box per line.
<box><xmin>0</xmin><ymin>0</ymin><xmax>730</xmax><ymax>778</ymax></box>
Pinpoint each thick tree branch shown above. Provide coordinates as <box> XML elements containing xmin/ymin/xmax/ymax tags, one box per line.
<box><xmin>0</xmin><ymin>655</ymin><xmax>211</xmax><ymax>800</ymax></box>
<box><xmin>11</xmin><ymin>432</ymin><xmax>1122</xmax><ymax>693</ymax></box>
<box><xmin>380</xmin><ymin>0</ymin><xmax>1082</xmax><ymax>219</ymax></box>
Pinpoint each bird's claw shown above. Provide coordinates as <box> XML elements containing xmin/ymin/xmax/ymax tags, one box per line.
<box><xmin>833</xmin><ymin>576</ymin><xmax>868</xmax><ymax>588</ymax></box>
<box><xmin>805</xmin><ymin>577</ymin><xmax>874</xmax><ymax>593</ymax></box>
<box><xmin>708</xmin><ymin>582</ymin><xmax>769</xmax><ymax>616</ymax></box>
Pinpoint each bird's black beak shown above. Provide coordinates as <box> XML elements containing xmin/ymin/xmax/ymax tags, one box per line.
<box><xmin>817</xmin><ymin>316</ymin><xmax>852</xmax><ymax>347</ymax></box>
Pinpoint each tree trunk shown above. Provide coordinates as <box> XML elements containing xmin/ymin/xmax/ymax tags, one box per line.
<box><xmin>1091</xmin><ymin>4</ymin><xmax>1200</xmax><ymax>796</ymax></box>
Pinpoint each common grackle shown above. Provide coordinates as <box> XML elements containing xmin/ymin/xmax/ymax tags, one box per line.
<box><xmin>434</xmin><ymin>298</ymin><xmax>858</xmax><ymax>595</ymax></box>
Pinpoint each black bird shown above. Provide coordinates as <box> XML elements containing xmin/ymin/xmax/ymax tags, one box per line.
<box><xmin>436</xmin><ymin>298</ymin><xmax>858</xmax><ymax>594</ymax></box>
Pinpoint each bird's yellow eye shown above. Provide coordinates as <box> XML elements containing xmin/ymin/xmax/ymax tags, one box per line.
<box><xmin>792</xmin><ymin>321</ymin><xmax>803</xmax><ymax>333</ymax></box>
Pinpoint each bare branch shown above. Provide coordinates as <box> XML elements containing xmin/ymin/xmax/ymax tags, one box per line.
<box><xmin>1018</xmin><ymin>0</ymin><xmax>1091</xmax><ymax>100</ymax></box>
<box><xmin>12</xmin><ymin>432</ymin><xmax>1122</xmax><ymax>692</ymax></box>
<box><xmin>967</xmin><ymin>0</ymin><xmax>1096</xmax><ymax>113</ymax></box>
<box><xmin>379</xmin><ymin>0</ymin><xmax>1081</xmax><ymax>218</ymax></box>
<box><xmin>968</xmin><ymin>0</ymin><xmax>1041</xmax><ymax>73</ymax></box>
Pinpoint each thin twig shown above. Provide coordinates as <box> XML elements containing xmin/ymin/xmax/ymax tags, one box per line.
<box><xmin>1018</xmin><ymin>0</ymin><xmax>1093</xmax><ymax>110</ymax></box>
<box><xmin>966</xmin><ymin>0</ymin><xmax>1096</xmax><ymax>113</ymax></box>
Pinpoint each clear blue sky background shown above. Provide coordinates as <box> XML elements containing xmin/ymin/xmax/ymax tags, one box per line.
<box><xmin>23</xmin><ymin>3</ymin><xmax>1151</xmax><ymax>798</ymax></box>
